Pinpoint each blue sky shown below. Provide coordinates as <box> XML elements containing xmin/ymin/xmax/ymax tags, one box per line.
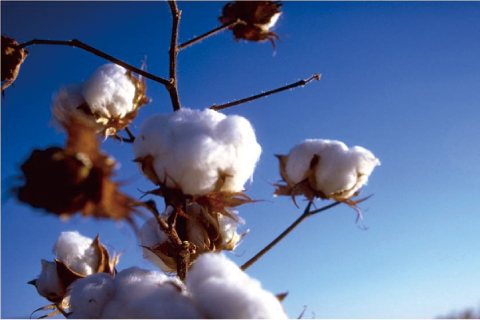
<box><xmin>2</xmin><ymin>1</ymin><xmax>480</xmax><ymax>318</ymax></box>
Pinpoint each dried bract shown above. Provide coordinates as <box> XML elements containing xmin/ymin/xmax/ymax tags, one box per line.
<box><xmin>1</xmin><ymin>35</ymin><xmax>28</xmax><ymax>92</ymax></box>
<box><xmin>219</xmin><ymin>1</ymin><xmax>282</xmax><ymax>46</ymax></box>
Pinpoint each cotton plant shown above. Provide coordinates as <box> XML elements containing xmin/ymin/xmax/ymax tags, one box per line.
<box><xmin>29</xmin><ymin>231</ymin><xmax>118</xmax><ymax>315</ymax></box>
<box><xmin>4</xmin><ymin>1</ymin><xmax>384</xmax><ymax>319</ymax></box>
<box><xmin>52</xmin><ymin>63</ymin><xmax>148</xmax><ymax>138</ymax></box>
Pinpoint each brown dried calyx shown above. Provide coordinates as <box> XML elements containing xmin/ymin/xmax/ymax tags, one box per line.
<box><xmin>16</xmin><ymin>116</ymin><xmax>138</xmax><ymax>224</ymax></box>
<box><xmin>219</xmin><ymin>1</ymin><xmax>282</xmax><ymax>46</ymax></box>
<box><xmin>1</xmin><ymin>35</ymin><xmax>28</xmax><ymax>92</ymax></box>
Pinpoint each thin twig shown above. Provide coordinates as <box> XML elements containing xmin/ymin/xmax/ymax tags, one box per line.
<box><xmin>178</xmin><ymin>19</ymin><xmax>241</xmax><ymax>51</ymax></box>
<box><xmin>18</xmin><ymin>39</ymin><xmax>170</xmax><ymax>87</ymax></box>
<box><xmin>211</xmin><ymin>73</ymin><xmax>322</xmax><ymax>111</ymax></box>
<box><xmin>240</xmin><ymin>201</ymin><xmax>340</xmax><ymax>271</ymax></box>
<box><xmin>168</xmin><ymin>1</ymin><xmax>182</xmax><ymax>111</ymax></box>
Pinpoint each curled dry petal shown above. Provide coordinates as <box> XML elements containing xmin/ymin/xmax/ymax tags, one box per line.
<box><xmin>1</xmin><ymin>35</ymin><xmax>28</xmax><ymax>92</ymax></box>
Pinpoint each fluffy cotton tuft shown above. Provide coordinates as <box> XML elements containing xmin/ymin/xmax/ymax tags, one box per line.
<box><xmin>100</xmin><ymin>267</ymin><xmax>200</xmax><ymax>319</ymax></box>
<box><xmin>133</xmin><ymin>108</ymin><xmax>262</xmax><ymax>195</ymax></box>
<box><xmin>69</xmin><ymin>273</ymin><xmax>116</xmax><ymax>319</ymax></box>
<box><xmin>82</xmin><ymin>63</ymin><xmax>136</xmax><ymax>119</ymax></box>
<box><xmin>35</xmin><ymin>259</ymin><xmax>63</xmax><ymax>302</ymax></box>
<box><xmin>68</xmin><ymin>267</ymin><xmax>200</xmax><ymax>319</ymax></box>
<box><xmin>53</xmin><ymin>231</ymin><xmax>98</xmax><ymax>276</ymax></box>
<box><xmin>285</xmin><ymin>139</ymin><xmax>380</xmax><ymax>199</ymax></box>
<box><xmin>186</xmin><ymin>253</ymin><xmax>288</xmax><ymax>319</ymax></box>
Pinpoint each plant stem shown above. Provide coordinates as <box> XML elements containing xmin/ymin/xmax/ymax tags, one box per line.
<box><xmin>177</xmin><ymin>19</ymin><xmax>241</xmax><ymax>51</ymax></box>
<box><xmin>240</xmin><ymin>200</ymin><xmax>340</xmax><ymax>271</ymax></box>
<box><xmin>211</xmin><ymin>73</ymin><xmax>322</xmax><ymax>111</ymax></box>
<box><xmin>168</xmin><ymin>1</ymin><xmax>182</xmax><ymax>111</ymax></box>
<box><xmin>18</xmin><ymin>39</ymin><xmax>170</xmax><ymax>87</ymax></box>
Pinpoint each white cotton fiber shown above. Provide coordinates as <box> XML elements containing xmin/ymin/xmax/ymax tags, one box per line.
<box><xmin>68</xmin><ymin>273</ymin><xmax>116</xmax><ymax>319</ymax></box>
<box><xmin>285</xmin><ymin>139</ymin><xmax>380</xmax><ymax>198</ymax></box>
<box><xmin>133</xmin><ymin>108</ymin><xmax>262</xmax><ymax>195</ymax></box>
<box><xmin>82</xmin><ymin>63</ymin><xmax>136</xmax><ymax>119</ymax></box>
<box><xmin>186</xmin><ymin>253</ymin><xmax>288</xmax><ymax>319</ymax></box>
<box><xmin>100</xmin><ymin>267</ymin><xmax>200</xmax><ymax>319</ymax></box>
<box><xmin>53</xmin><ymin>231</ymin><xmax>98</xmax><ymax>276</ymax></box>
<box><xmin>139</xmin><ymin>217</ymin><xmax>174</xmax><ymax>273</ymax></box>
<box><xmin>35</xmin><ymin>259</ymin><xmax>64</xmax><ymax>302</ymax></box>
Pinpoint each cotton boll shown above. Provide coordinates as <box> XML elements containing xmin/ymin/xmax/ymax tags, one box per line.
<box><xmin>100</xmin><ymin>267</ymin><xmax>201</xmax><ymax>319</ymax></box>
<box><xmin>139</xmin><ymin>217</ymin><xmax>175</xmax><ymax>273</ymax></box>
<box><xmin>187</xmin><ymin>253</ymin><xmax>288</xmax><ymax>319</ymax></box>
<box><xmin>68</xmin><ymin>273</ymin><xmax>115</xmax><ymax>319</ymax></box>
<box><xmin>134</xmin><ymin>108</ymin><xmax>261</xmax><ymax>195</ymax></box>
<box><xmin>285</xmin><ymin>139</ymin><xmax>380</xmax><ymax>199</ymax></box>
<box><xmin>53</xmin><ymin>231</ymin><xmax>97</xmax><ymax>276</ymax></box>
<box><xmin>35</xmin><ymin>259</ymin><xmax>64</xmax><ymax>302</ymax></box>
<box><xmin>82</xmin><ymin>63</ymin><xmax>136</xmax><ymax>119</ymax></box>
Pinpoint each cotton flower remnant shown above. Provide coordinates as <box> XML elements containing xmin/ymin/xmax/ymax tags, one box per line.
<box><xmin>219</xmin><ymin>1</ymin><xmax>282</xmax><ymax>46</ymax></box>
<box><xmin>1</xmin><ymin>35</ymin><xmax>28</xmax><ymax>92</ymax></box>
<box><xmin>16</xmin><ymin>116</ymin><xmax>138</xmax><ymax>224</ymax></box>
<box><xmin>275</xmin><ymin>139</ymin><xmax>380</xmax><ymax>205</ymax></box>
<box><xmin>186</xmin><ymin>253</ymin><xmax>288</xmax><ymax>319</ymax></box>
<box><xmin>52</xmin><ymin>63</ymin><xmax>148</xmax><ymax>138</ymax></box>
<box><xmin>29</xmin><ymin>232</ymin><xmax>118</xmax><ymax>317</ymax></box>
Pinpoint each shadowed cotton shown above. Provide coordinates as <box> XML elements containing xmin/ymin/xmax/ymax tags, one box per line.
<box><xmin>133</xmin><ymin>108</ymin><xmax>261</xmax><ymax>195</ymax></box>
<box><xmin>139</xmin><ymin>217</ymin><xmax>173</xmax><ymax>273</ymax></box>
<box><xmin>186</xmin><ymin>253</ymin><xmax>288</xmax><ymax>319</ymax></box>
<box><xmin>68</xmin><ymin>273</ymin><xmax>116</xmax><ymax>319</ymax></box>
<box><xmin>35</xmin><ymin>259</ymin><xmax>63</xmax><ymax>302</ymax></box>
<box><xmin>285</xmin><ymin>139</ymin><xmax>380</xmax><ymax>198</ymax></box>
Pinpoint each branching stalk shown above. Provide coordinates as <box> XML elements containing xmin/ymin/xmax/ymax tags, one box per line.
<box><xmin>178</xmin><ymin>19</ymin><xmax>241</xmax><ymax>51</ymax></box>
<box><xmin>240</xmin><ymin>201</ymin><xmax>340</xmax><ymax>271</ymax></box>
<box><xmin>168</xmin><ymin>1</ymin><xmax>182</xmax><ymax>111</ymax></box>
<box><xmin>18</xmin><ymin>39</ymin><xmax>170</xmax><ymax>87</ymax></box>
<box><xmin>211</xmin><ymin>73</ymin><xmax>322</xmax><ymax>111</ymax></box>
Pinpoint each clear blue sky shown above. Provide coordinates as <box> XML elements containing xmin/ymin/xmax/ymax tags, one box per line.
<box><xmin>2</xmin><ymin>1</ymin><xmax>480</xmax><ymax>318</ymax></box>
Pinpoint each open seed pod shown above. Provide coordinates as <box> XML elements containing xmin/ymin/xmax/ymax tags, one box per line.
<box><xmin>16</xmin><ymin>115</ymin><xmax>138</xmax><ymax>224</ymax></box>
<box><xmin>52</xmin><ymin>63</ymin><xmax>149</xmax><ymax>138</ymax></box>
<box><xmin>219</xmin><ymin>1</ymin><xmax>282</xmax><ymax>46</ymax></box>
<box><xmin>274</xmin><ymin>139</ymin><xmax>380</xmax><ymax>207</ymax></box>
